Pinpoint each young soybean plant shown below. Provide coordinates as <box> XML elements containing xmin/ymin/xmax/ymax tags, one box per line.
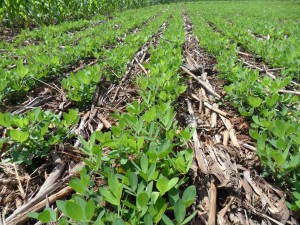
<box><xmin>0</xmin><ymin>107</ymin><xmax>79</xmax><ymax>165</ymax></box>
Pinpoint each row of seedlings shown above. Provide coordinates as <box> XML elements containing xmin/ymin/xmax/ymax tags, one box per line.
<box><xmin>186</xmin><ymin>5</ymin><xmax>300</xmax><ymax>211</ymax></box>
<box><xmin>0</xmin><ymin>6</ymin><xmax>163</xmax><ymax>103</ymax></box>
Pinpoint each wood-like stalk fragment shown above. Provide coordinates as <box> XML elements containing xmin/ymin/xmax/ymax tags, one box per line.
<box><xmin>134</xmin><ymin>57</ymin><xmax>148</xmax><ymax>75</ymax></box>
<box><xmin>208</xmin><ymin>180</ymin><xmax>217</xmax><ymax>225</ymax></box>
<box><xmin>223</xmin><ymin>130</ymin><xmax>229</xmax><ymax>146</ymax></box>
<box><xmin>181</xmin><ymin>66</ymin><xmax>221</xmax><ymax>99</ymax></box>
<box><xmin>186</xmin><ymin>99</ymin><xmax>208</xmax><ymax>174</ymax></box>
<box><xmin>278</xmin><ymin>89</ymin><xmax>300</xmax><ymax>96</ymax></box>
<box><xmin>74</xmin><ymin>112</ymin><xmax>90</xmax><ymax>148</ymax></box>
<box><xmin>211</xmin><ymin>103</ymin><xmax>218</xmax><ymax>128</ymax></box>
<box><xmin>6</xmin><ymin>187</ymin><xmax>74</xmax><ymax>225</ymax></box>
<box><xmin>191</xmin><ymin>94</ymin><xmax>228</xmax><ymax>117</ymax></box>
<box><xmin>97</xmin><ymin>114</ymin><xmax>112</xmax><ymax>129</ymax></box>
<box><xmin>220</xmin><ymin>116</ymin><xmax>240</xmax><ymax>148</ymax></box>
<box><xmin>5</xmin><ymin>163</ymin><xmax>84</xmax><ymax>223</ymax></box>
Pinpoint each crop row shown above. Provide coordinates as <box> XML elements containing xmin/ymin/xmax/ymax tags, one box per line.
<box><xmin>186</xmin><ymin>4</ymin><xmax>300</xmax><ymax>210</ymax></box>
<box><xmin>1</xmin><ymin>5</ymin><xmax>160</xmax><ymax>63</ymax></box>
<box><xmin>207</xmin><ymin>1</ymin><xmax>300</xmax><ymax>39</ymax></box>
<box><xmin>0</xmin><ymin>14</ymin><xmax>106</xmax><ymax>48</ymax></box>
<box><xmin>191</xmin><ymin>2</ymin><xmax>300</xmax><ymax>81</ymax></box>
<box><xmin>61</xmin><ymin>7</ymin><xmax>173</xmax><ymax>104</ymax></box>
<box><xmin>0</xmin><ymin>6</ymin><xmax>163</xmax><ymax>103</ymax></box>
<box><xmin>1</xmin><ymin>5</ymin><xmax>162</xmax><ymax>49</ymax></box>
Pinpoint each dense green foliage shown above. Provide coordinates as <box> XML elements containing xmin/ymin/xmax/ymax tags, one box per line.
<box><xmin>0</xmin><ymin>0</ymin><xmax>175</xmax><ymax>27</ymax></box>
<box><xmin>0</xmin><ymin>6</ymin><xmax>160</xmax><ymax>103</ymax></box>
<box><xmin>197</xmin><ymin>1</ymin><xmax>300</xmax><ymax>81</ymax></box>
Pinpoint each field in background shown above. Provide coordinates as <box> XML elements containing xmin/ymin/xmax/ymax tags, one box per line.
<box><xmin>0</xmin><ymin>1</ymin><xmax>300</xmax><ymax>224</ymax></box>
<box><xmin>0</xmin><ymin>0</ymin><xmax>176</xmax><ymax>27</ymax></box>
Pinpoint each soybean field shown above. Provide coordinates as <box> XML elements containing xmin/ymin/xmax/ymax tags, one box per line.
<box><xmin>0</xmin><ymin>1</ymin><xmax>300</xmax><ymax>224</ymax></box>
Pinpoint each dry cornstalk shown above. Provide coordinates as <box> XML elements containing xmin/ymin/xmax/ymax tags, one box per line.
<box><xmin>217</xmin><ymin>197</ymin><xmax>234</xmax><ymax>224</ymax></box>
<box><xmin>36</xmin><ymin>162</ymin><xmax>65</xmax><ymax>196</ymax></box>
<box><xmin>208</xmin><ymin>180</ymin><xmax>217</xmax><ymax>225</ymax></box>
<box><xmin>223</xmin><ymin>130</ymin><xmax>229</xmax><ymax>146</ymax></box>
<box><xmin>211</xmin><ymin>103</ymin><xmax>218</xmax><ymax>128</ymax></box>
<box><xmin>186</xmin><ymin>99</ymin><xmax>208</xmax><ymax>174</ymax></box>
<box><xmin>97</xmin><ymin>114</ymin><xmax>112</xmax><ymax>129</ymax></box>
<box><xmin>278</xmin><ymin>89</ymin><xmax>300</xmax><ymax>96</ymax></box>
<box><xmin>134</xmin><ymin>57</ymin><xmax>148</xmax><ymax>75</ymax></box>
<box><xmin>6</xmin><ymin>186</ymin><xmax>74</xmax><ymax>225</ymax></box>
<box><xmin>181</xmin><ymin>66</ymin><xmax>221</xmax><ymax>99</ymax></box>
<box><xmin>220</xmin><ymin>116</ymin><xmax>240</xmax><ymax>148</ymax></box>
<box><xmin>13</xmin><ymin>164</ymin><xmax>25</xmax><ymax>199</ymax></box>
<box><xmin>74</xmin><ymin>111</ymin><xmax>90</xmax><ymax>148</ymax></box>
<box><xmin>5</xmin><ymin>163</ymin><xmax>84</xmax><ymax>223</ymax></box>
<box><xmin>214</xmin><ymin>134</ymin><xmax>221</xmax><ymax>144</ymax></box>
<box><xmin>96</xmin><ymin>122</ymin><xmax>104</xmax><ymax>131</ymax></box>
<box><xmin>6</xmin><ymin>182</ymin><xmax>61</xmax><ymax>222</ymax></box>
<box><xmin>191</xmin><ymin>94</ymin><xmax>228</xmax><ymax>117</ymax></box>
<box><xmin>241</xmin><ymin>142</ymin><xmax>256</xmax><ymax>151</ymax></box>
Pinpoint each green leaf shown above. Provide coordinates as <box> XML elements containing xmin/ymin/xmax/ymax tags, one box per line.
<box><xmin>0</xmin><ymin>113</ymin><xmax>11</xmax><ymax>127</ymax></box>
<box><xmin>46</xmin><ymin>208</ymin><xmax>57</xmax><ymax>222</ymax></box>
<box><xmin>95</xmin><ymin>219</ymin><xmax>105</xmax><ymax>225</ymax></box>
<box><xmin>272</xmin><ymin>152</ymin><xmax>285</xmax><ymax>165</ymax></box>
<box><xmin>180</xmin><ymin>130</ymin><xmax>191</xmax><ymax>142</ymax></box>
<box><xmin>144</xmin><ymin>164</ymin><xmax>156</xmax><ymax>182</ymax></box>
<box><xmin>27</xmin><ymin>212</ymin><xmax>39</xmax><ymax>220</ymax></box>
<box><xmin>141</xmin><ymin>154</ymin><xmax>149</xmax><ymax>173</ymax></box>
<box><xmin>249</xmin><ymin>129</ymin><xmax>259</xmax><ymax>140</ymax></box>
<box><xmin>174</xmin><ymin>199</ymin><xmax>186</xmax><ymax>224</ymax></box>
<box><xmin>257</xmin><ymin>137</ymin><xmax>265</xmax><ymax>150</ymax></box>
<box><xmin>121</xmin><ymin>200</ymin><xmax>138</xmax><ymax>210</ymax></box>
<box><xmin>32</xmin><ymin>208</ymin><xmax>56</xmax><ymax>223</ymax></box>
<box><xmin>151</xmin><ymin>192</ymin><xmax>160</xmax><ymax>204</ymax></box>
<box><xmin>69</xmin><ymin>178</ymin><xmax>85</xmax><ymax>195</ymax></box>
<box><xmin>94</xmin><ymin>210</ymin><xmax>106</xmax><ymax>224</ymax></box>
<box><xmin>56</xmin><ymin>200</ymin><xmax>67</xmax><ymax>216</ymax></box>
<box><xmin>99</xmin><ymin>187</ymin><xmax>119</xmax><ymax>206</ymax></box>
<box><xmin>37</xmin><ymin>210</ymin><xmax>51</xmax><ymax>223</ymax></box>
<box><xmin>266</xmin><ymin>94</ymin><xmax>279</xmax><ymax>107</ymax></box>
<box><xmin>137</xmin><ymin>192</ymin><xmax>149</xmax><ymax>209</ymax></box>
<box><xmin>248</xmin><ymin>96</ymin><xmax>262</xmax><ymax>107</ymax></box>
<box><xmin>144</xmin><ymin>214</ymin><xmax>153</xmax><ymax>225</ymax></box>
<box><xmin>107</xmin><ymin>173</ymin><xmax>123</xmax><ymax>204</ymax></box>
<box><xmin>168</xmin><ymin>178</ymin><xmax>179</xmax><ymax>191</ymax></box>
<box><xmin>161</xmin><ymin>214</ymin><xmax>174</xmax><ymax>225</ymax></box>
<box><xmin>156</xmin><ymin>177</ymin><xmax>169</xmax><ymax>195</ymax></box>
<box><xmin>153</xmin><ymin>198</ymin><xmax>167</xmax><ymax>223</ymax></box>
<box><xmin>157</xmin><ymin>177</ymin><xmax>178</xmax><ymax>196</ymax></box>
<box><xmin>143</xmin><ymin>107</ymin><xmax>157</xmax><ymax>123</ymax></box>
<box><xmin>182</xmin><ymin>186</ymin><xmax>196</xmax><ymax>207</ymax></box>
<box><xmin>182</xmin><ymin>210</ymin><xmax>197</xmax><ymax>225</ymax></box>
<box><xmin>129</xmin><ymin>172</ymin><xmax>138</xmax><ymax>192</ymax></box>
<box><xmin>65</xmin><ymin>201</ymin><xmax>83</xmax><ymax>221</ymax></box>
<box><xmin>137</xmin><ymin>137</ymin><xmax>144</xmax><ymax>150</ymax></box>
<box><xmin>113</xmin><ymin>218</ymin><xmax>125</xmax><ymax>225</ymax></box>
<box><xmin>9</xmin><ymin>129</ymin><xmax>29</xmax><ymax>142</ymax></box>
<box><xmin>168</xmin><ymin>188</ymin><xmax>180</xmax><ymax>205</ymax></box>
<box><xmin>85</xmin><ymin>199</ymin><xmax>95</xmax><ymax>221</ymax></box>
